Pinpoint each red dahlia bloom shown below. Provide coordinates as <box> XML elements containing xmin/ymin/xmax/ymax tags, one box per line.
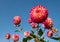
<box><xmin>42</xmin><ymin>17</ymin><xmax>53</xmax><ymax>29</ymax></box>
<box><xmin>12</xmin><ymin>34</ymin><xmax>19</xmax><ymax>41</ymax></box>
<box><xmin>13</xmin><ymin>16</ymin><xmax>21</xmax><ymax>25</ymax></box>
<box><xmin>24</xmin><ymin>31</ymin><xmax>30</xmax><ymax>37</ymax></box>
<box><xmin>30</xmin><ymin>5</ymin><xmax>48</xmax><ymax>23</ymax></box>
<box><xmin>5</xmin><ymin>33</ymin><xmax>10</xmax><ymax>39</ymax></box>
<box><xmin>47</xmin><ymin>30</ymin><xmax>53</xmax><ymax>37</ymax></box>
<box><xmin>28</xmin><ymin>18</ymin><xmax>32</xmax><ymax>23</ymax></box>
<box><xmin>30</xmin><ymin>22</ymin><xmax>36</xmax><ymax>28</ymax></box>
<box><xmin>30</xmin><ymin>22</ymin><xmax>38</xmax><ymax>28</ymax></box>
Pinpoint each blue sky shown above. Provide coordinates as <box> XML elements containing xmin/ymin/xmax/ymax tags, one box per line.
<box><xmin>0</xmin><ymin>0</ymin><xmax>60</xmax><ymax>42</ymax></box>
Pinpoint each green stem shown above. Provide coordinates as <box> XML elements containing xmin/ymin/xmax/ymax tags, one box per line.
<box><xmin>59</xmin><ymin>40</ymin><xmax>60</xmax><ymax>42</ymax></box>
<box><xmin>9</xmin><ymin>39</ymin><xmax>10</xmax><ymax>42</ymax></box>
<box><xmin>34</xmin><ymin>36</ymin><xmax>40</xmax><ymax>42</ymax></box>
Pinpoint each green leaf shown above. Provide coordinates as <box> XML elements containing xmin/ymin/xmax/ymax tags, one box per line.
<box><xmin>15</xmin><ymin>28</ymin><xmax>22</xmax><ymax>32</ymax></box>
<box><xmin>15</xmin><ymin>30</ymin><xmax>20</xmax><ymax>32</ymax></box>
<box><xmin>23</xmin><ymin>38</ymin><xmax>27</xmax><ymax>42</ymax></box>
<box><xmin>38</xmin><ymin>29</ymin><xmax>43</xmax><ymax>37</ymax></box>
<box><xmin>31</xmin><ymin>30</ymin><xmax>34</xmax><ymax>34</ymax></box>
<box><xmin>27</xmin><ymin>37</ymin><xmax>32</xmax><ymax>40</ymax></box>
<box><xmin>22</xmin><ymin>37</ymin><xmax>32</xmax><ymax>42</ymax></box>
<box><xmin>30</xmin><ymin>33</ymin><xmax>36</xmax><ymax>38</ymax></box>
<box><xmin>40</xmin><ymin>39</ymin><xmax>46</xmax><ymax>42</ymax></box>
<box><xmin>51</xmin><ymin>37</ymin><xmax>60</xmax><ymax>40</ymax></box>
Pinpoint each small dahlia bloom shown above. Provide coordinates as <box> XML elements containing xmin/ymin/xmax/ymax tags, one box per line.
<box><xmin>28</xmin><ymin>18</ymin><xmax>32</xmax><ymax>23</ymax></box>
<box><xmin>30</xmin><ymin>22</ymin><xmax>36</xmax><ymax>28</ymax></box>
<box><xmin>13</xmin><ymin>16</ymin><xmax>21</xmax><ymax>25</ymax></box>
<box><xmin>5</xmin><ymin>33</ymin><xmax>10</xmax><ymax>39</ymax></box>
<box><xmin>24</xmin><ymin>31</ymin><xmax>30</xmax><ymax>37</ymax></box>
<box><xmin>42</xmin><ymin>17</ymin><xmax>53</xmax><ymax>29</ymax></box>
<box><xmin>12</xmin><ymin>34</ymin><xmax>19</xmax><ymax>41</ymax></box>
<box><xmin>30</xmin><ymin>5</ymin><xmax>48</xmax><ymax>23</ymax></box>
<box><xmin>47</xmin><ymin>30</ymin><xmax>53</xmax><ymax>37</ymax></box>
<box><xmin>30</xmin><ymin>22</ymin><xmax>38</xmax><ymax>28</ymax></box>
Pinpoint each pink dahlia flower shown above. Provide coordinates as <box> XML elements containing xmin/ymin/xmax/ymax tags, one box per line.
<box><xmin>13</xmin><ymin>16</ymin><xmax>21</xmax><ymax>25</ymax></box>
<box><xmin>30</xmin><ymin>22</ymin><xmax>38</xmax><ymax>28</ymax></box>
<box><xmin>5</xmin><ymin>33</ymin><xmax>10</xmax><ymax>39</ymax></box>
<box><xmin>42</xmin><ymin>17</ymin><xmax>53</xmax><ymax>29</ymax></box>
<box><xmin>24</xmin><ymin>31</ymin><xmax>30</xmax><ymax>37</ymax></box>
<box><xmin>47</xmin><ymin>30</ymin><xmax>53</xmax><ymax>37</ymax></box>
<box><xmin>28</xmin><ymin>18</ymin><xmax>32</xmax><ymax>23</ymax></box>
<box><xmin>30</xmin><ymin>5</ymin><xmax>48</xmax><ymax>23</ymax></box>
<box><xmin>12</xmin><ymin>34</ymin><xmax>19</xmax><ymax>41</ymax></box>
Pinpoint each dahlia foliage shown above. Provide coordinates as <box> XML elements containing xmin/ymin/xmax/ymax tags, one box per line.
<box><xmin>5</xmin><ymin>5</ymin><xmax>60</xmax><ymax>42</ymax></box>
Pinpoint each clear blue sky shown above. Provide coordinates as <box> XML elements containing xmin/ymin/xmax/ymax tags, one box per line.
<box><xmin>0</xmin><ymin>0</ymin><xmax>60</xmax><ymax>42</ymax></box>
